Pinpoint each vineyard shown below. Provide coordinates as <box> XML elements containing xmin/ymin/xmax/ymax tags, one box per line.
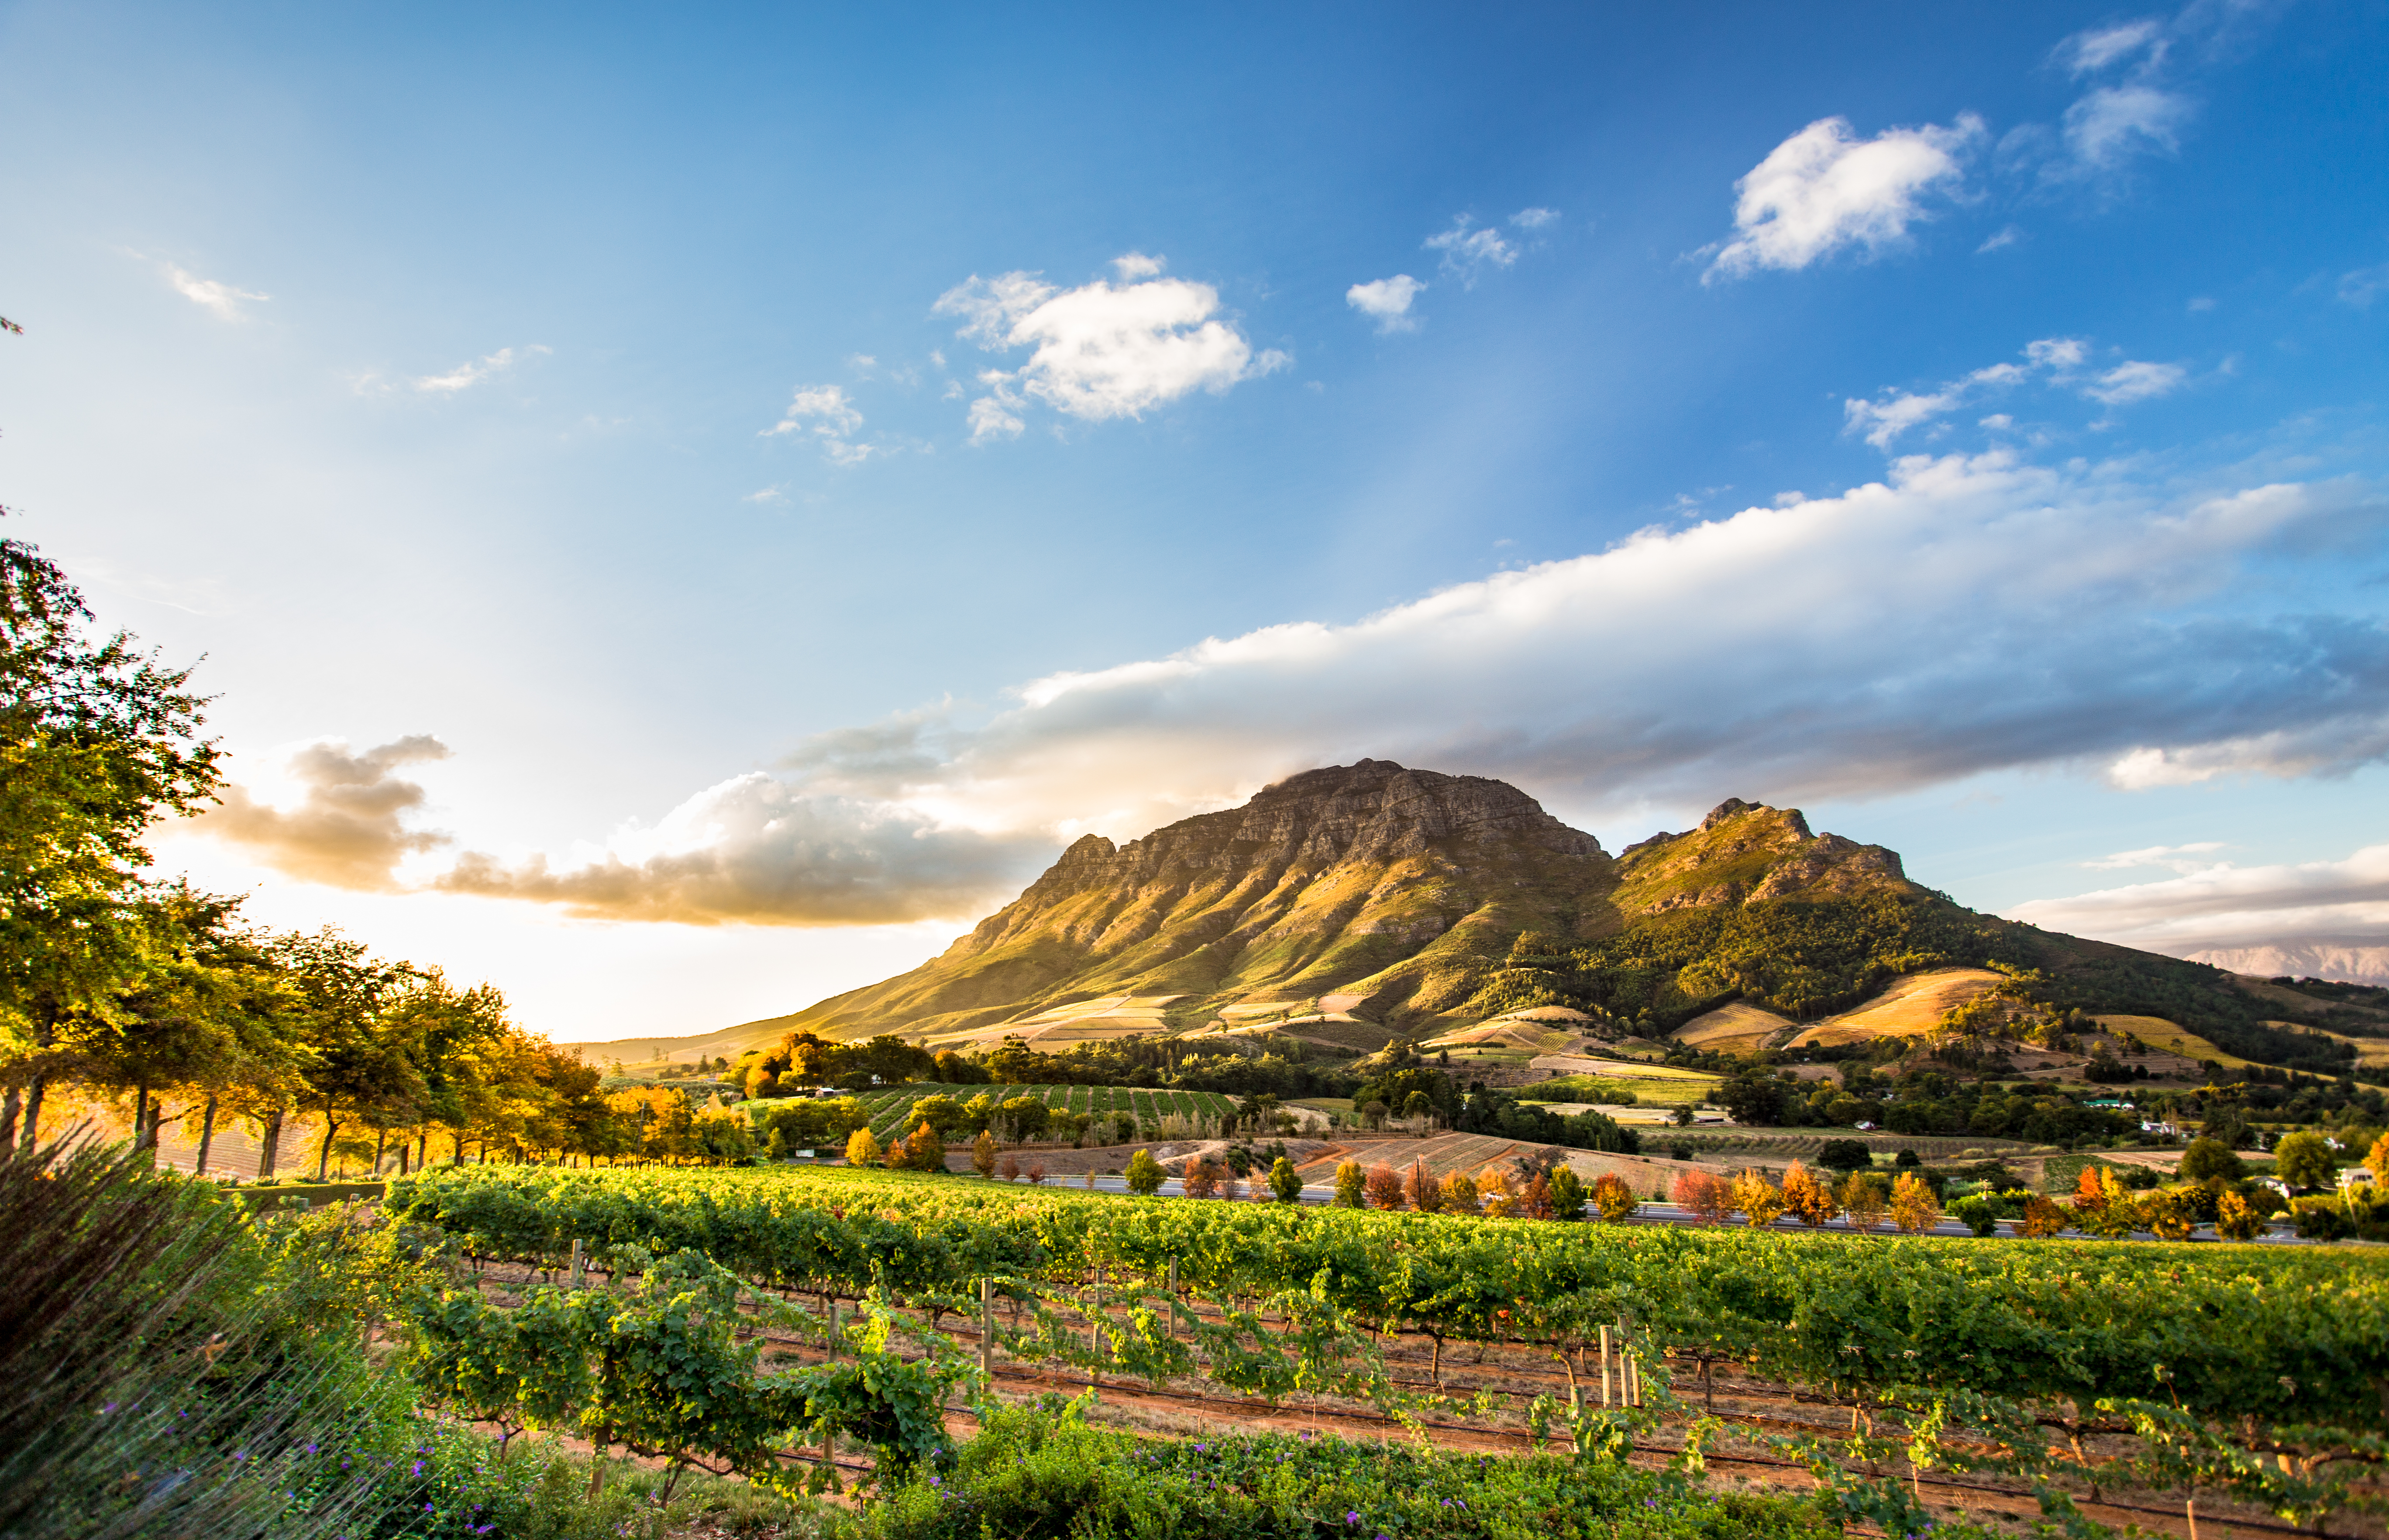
<box><xmin>836</xmin><ymin>1083</ymin><xmax>1241</xmax><ymax>1141</ymax></box>
<box><xmin>388</xmin><ymin>1162</ymin><xmax>2389</xmax><ymax>1537</ymax></box>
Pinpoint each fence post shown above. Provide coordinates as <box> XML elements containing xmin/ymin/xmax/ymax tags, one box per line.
<box><xmin>569</xmin><ymin>1238</ymin><xmax>585</xmax><ymax>1289</ymax></box>
<box><xmin>1600</xmin><ymin>1324</ymin><xmax>1612</xmax><ymax>1407</ymax></box>
<box><xmin>828</xmin><ymin>1300</ymin><xmax>841</xmax><ymax>1361</ymax></box>
<box><xmin>980</xmin><ymin>1277</ymin><xmax>994</xmax><ymax>1378</ymax></box>
<box><xmin>1167</xmin><ymin>1258</ymin><xmax>1180</xmax><ymax>1337</ymax></box>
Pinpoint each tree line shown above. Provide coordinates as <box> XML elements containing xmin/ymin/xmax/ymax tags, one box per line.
<box><xmin>0</xmin><ymin>532</ymin><xmax>636</xmax><ymax>1179</ymax></box>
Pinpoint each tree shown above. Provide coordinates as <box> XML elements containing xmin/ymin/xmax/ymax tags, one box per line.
<box><xmin>1362</xmin><ymin>1161</ymin><xmax>1404</xmax><ymax>1210</ymax></box>
<box><xmin>1267</xmin><ymin>1156</ymin><xmax>1302</xmax><ymax>1203</ymax></box>
<box><xmin>1780</xmin><ymin>1162</ymin><xmax>1837</xmax><ymax>1227</ymax></box>
<box><xmin>1549</xmin><ymin>1166</ymin><xmax>1588</xmax><ymax>1220</ymax></box>
<box><xmin>1331</xmin><ymin>1159</ymin><xmax>1363</xmax><ymax>1207</ymax></box>
<box><xmin>898</xmin><ymin>1121</ymin><xmax>946</xmax><ymax>1173</ymax></box>
<box><xmin>2368</xmin><ymin>1131</ymin><xmax>2389</xmax><ymax>1182</ymax></box>
<box><xmin>997</xmin><ymin>1095</ymin><xmax>1048</xmax><ymax>1144</ymax></box>
<box><xmin>0</xmin><ymin>535</ymin><xmax>222</xmax><ymax>1152</ymax></box>
<box><xmin>1838</xmin><ymin>1172</ymin><xmax>1890</xmax><ymax>1232</ymax></box>
<box><xmin>1815</xmin><ymin>1138</ymin><xmax>1872</xmax><ymax>1174</ymax></box>
<box><xmin>1405</xmin><ymin>1159</ymin><xmax>1444</xmax><ymax>1213</ymax></box>
<box><xmin>2214</xmin><ymin>1190</ymin><xmax>2265</xmax><ymax>1241</ymax></box>
<box><xmin>2179</xmin><ymin>1136</ymin><xmax>2246</xmax><ymax>1185</ymax></box>
<box><xmin>1438</xmin><ymin>1171</ymin><xmax>1480</xmax><ymax>1215</ymax></box>
<box><xmin>2018</xmin><ymin>1193</ymin><xmax>2070</xmax><ymax>1238</ymax></box>
<box><xmin>2273</xmin><ymin>1130</ymin><xmax>2337</xmax><ymax>1190</ymax></box>
<box><xmin>971</xmin><ymin>1129</ymin><xmax>998</xmax><ymax>1179</ymax></box>
<box><xmin>1672</xmin><ymin>1169</ymin><xmax>1732</xmax><ymax>1225</ymax></box>
<box><xmin>1126</xmin><ymin>1148</ymin><xmax>1165</xmax><ymax>1195</ymax></box>
<box><xmin>844</xmin><ymin>1127</ymin><xmax>881</xmax><ymax>1167</ymax></box>
<box><xmin>1888</xmin><ymin>1172</ymin><xmax>1940</xmax><ymax>1234</ymax></box>
<box><xmin>1732</xmin><ymin>1169</ymin><xmax>1786</xmax><ymax>1227</ymax></box>
<box><xmin>1589</xmin><ymin>1172</ymin><xmax>1636</xmax><ymax>1222</ymax></box>
<box><xmin>1182</xmin><ymin>1157</ymin><xmax>1222</xmax><ymax>1199</ymax></box>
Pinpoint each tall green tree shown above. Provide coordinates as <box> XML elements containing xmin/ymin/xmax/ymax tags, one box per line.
<box><xmin>0</xmin><ymin>535</ymin><xmax>220</xmax><ymax>1150</ymax></box>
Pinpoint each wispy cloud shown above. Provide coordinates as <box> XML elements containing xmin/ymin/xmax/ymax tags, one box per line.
<box><xmin>1424</xmin><ymin>217</ymin><xmax>1517</xmax><ymax>287</ymax></box>
<box><xmin>1843</xmin><ymin>334</ymin><xmax>2182</xmax><ymax>447</ymax></box>
<box><xmin>2082</xmin><ymin>841</ymin><xmax>2226</xmax><ymax>871</ymax></box>
<box><xmin>162</xmin><ymin>264</ymin><xmax>269</xmax><ymax>320</ymax></box>
<box><xmin>415</xmin><ymin>345</ymin><xmax>548</xmax><ymax>394</ymax></box>
<box><xmin>764</xmin><ymin>383</ymin><xmax>877</xmax><ymax>464</ymax></box>
<box><xmin>2058</xmin><ymin>18</ymin><xmax>2165</xmax><ymax>76</ymax></box>
<box><xmin>934</xmin><ymin>258</ymin><xmax>1286</xmax><ymax>441</ymax></box>
<box><xmin>1346</xmin><ymin>275</ymin><xmax>1426</xmax><ymax>333</ymax></box>
<box><xmin>2339</xmin><ymin>263</ymin><xmax>2389</xmax><ymax>310</ymax></box>
<box><xmin>1511</xmin><ymin>207</ymin><xmax>1561</xmax><ymax>230</ymax></box>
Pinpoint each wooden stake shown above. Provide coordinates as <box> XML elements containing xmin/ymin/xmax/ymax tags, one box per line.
<box><xmin>570</xmin><ymin>1238</ymin><xmax>585</xmax><ymax>1289</ymax></box>
<box><xmin>1600</xmin><ymin>1325</ymin><xmax>1613</xmax><ymax>1407</ymax></box>
<box><xmin>980</xmin><ymin>1277</ymin><xmax>994</xmax><ymax>1377</ymax></box>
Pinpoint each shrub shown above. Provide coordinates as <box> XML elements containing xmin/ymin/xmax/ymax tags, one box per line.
<box><xmin>2215</xmin><ymin>1189</ymin><xmax>2265</xmax><ymax>1241</ymax></box>
<box><xmin>1948</xmin><ymin>1194</ymin><xmax>2000</xmax><ymax>1236</ymax></box>
<box><xmin>1125</xmin><ymin>1149</ymin><xmax>1165</xmax><ymax>1196</ymax></box>
<box><xmin>1182</xmin><ymin>1158</ymin><xmax>1222</xmax><ymax>1200</ymax></box>
<box><xmin>2017</xmin><ymin>1194</ymin><xmax>2070</xmax><ymax>1238</ymax></box>
<box><xmin>1362</xmin><ymin>1162</ymin><xmax>1405</xmax><ymax>1210</ymax></box>
<box><xmin>971</xmin><ymin>1130</ymin><xmax>998</xmax><ymax>1179</ymax></box>
<box><xmin>1331</xmin><ymin>1159</ymin><xmax>1364</xmax><ymax>1208</ymax></box>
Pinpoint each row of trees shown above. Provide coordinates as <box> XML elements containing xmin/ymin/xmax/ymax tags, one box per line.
<box><xmin>0</xmin><ymin>532</ymin><xmax>622</xmax><ymax>1178</ymax></box>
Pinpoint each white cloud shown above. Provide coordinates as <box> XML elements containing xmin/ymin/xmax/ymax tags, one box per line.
<box><xmin>2082</xmin><ymin>841</ymin><xmax>2227</xmax><ymax>871</ymax></box>
<box><xmin>764</xmin><ymin>383</ymin><xmax>877</xmax><ymax>463</ymax></box>
<box><xmin>162</xmin><ymin>264</ymin><xmax>269</xmax><ymax>320</ymax></box>
<box><xmin>1511</xmin><ymin>207</ymin><xmax>1560</xmax><ymax>230</ymax></box>
<box><xmin>933</xmin><ymin>261</ymin><xmax>1282</xmax><ymax>436</ymax></box>
<box><xmin>1112</xmin><ymin>252</ymin><xmax>1166</xmax><ymax>279</ymax></box>
<box><xmin>1704</xmin><ymin>115</ymin><xmax>1981</xmax><ymax>281</ymax></box>
<box><xmin>431</xmin><ymin>447</ymin><xmax>2389</xmax><ymax>926</ymax></box>
<box><xmin>2084</xmin><ymin>359</ymin><xmax>2186</xmax><ymax>404</ymax></box>
<box><xmin>1424</xmin><ymin>217</ymin><xmax>1517</xmax><ymax>286</ymax></box>
<box><xmin>437</xmin><ymin>773</ymin><xmax>1044</xmax><ymax>925</ymax></box>
<box><xmin>1976</xmin><ymin>224</ymin><xmax>2023</xmax><ymax>253</ymax></box>
<box><xmin>1346</xmin><ymin>275</ymin><xmax>1426</xmax><ymax>333</ymax></box>
<box><xmin>2009</xmin><ymin>842</ymin><xmax>2389</xmax><ymax>955</ymax></box>
<box><xmin>416</xmin><ymin>345</ymin><xmax>547</xmax><ymax>394</ymax></box>
<box><xmin>199</xmin><ymin>736</ymin><xmax>453</xmax><ymax>887</ymax></box>
<box><xmin>2340</xmin><ymin>264</ymin><xmax>2389</xmax><ymax>310</ymax></box>
<box><xmin>2062</xmin><ymin>84</ymin><xmax>2193</xmax><ymax>172</ymax></box>
<box><xmin>2059</xmin><ymin>19</ymin><xmax>2165</xmax><ymax>75</ymax></box>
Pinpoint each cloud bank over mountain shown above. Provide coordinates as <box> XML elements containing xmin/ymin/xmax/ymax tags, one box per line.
<box><xmin>207</xmin><ymin>444</ymin><xmax>2383</xmax><ymax>928</ymax></box>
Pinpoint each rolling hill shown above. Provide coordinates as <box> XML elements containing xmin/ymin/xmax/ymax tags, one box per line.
<box><xmin>570</xmin><ymin>760</ymin><xmax>2384</xmax><ymax>1080</ymax></box>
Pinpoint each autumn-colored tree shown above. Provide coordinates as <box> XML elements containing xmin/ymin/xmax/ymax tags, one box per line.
<box><xmin>1182</xmin><ymin>1157</ymin><xmax>1222</xmax><ymax>1199</ymax></box>
<box><xmin>2017</xmin><ymin>1193</ymin><xmax>2070</xmax><ymax>1238</ymax></box>
<box><xmin>1406</xmin><ymin>1160</ymin><xmax>1444</xmax><ymax>1213</ymax></box>
<box><xmin>971</xmin><ymin>1129</ymin><xmax>998</xmax><ymax>1179</ymax></box>
<box><xmin>2214</xmin><ymin>1190</ymin><xmax>2265</xmax><ymax>1241</ymax></box>
<box><xmin>1888</xmin><ymin>1172</ymin><xmax>1940</xmax><ymax>1234</ymax></box>
<box><xmin>1779</xmin><ymin>1162</ymin><xmax>1836</xmax><ymax>1226</ymax></box>
<box><xmin>1672</xmin><ymin>1169</ymin><xmax>1732</xmax><ymax>1225</ymax></box>
<box><xmin>1477</xmin><ymin>1166</ymin><xmax>1517</xmax><ymax>1218</ymax></box>
<box><xmin>997</xmin><ymin>1151</ymin><xmax>1020</xmax><ymax>1181</ymax></box>
<box><xmin>844</xmin><ymin>1126</ymin><xmax>881</xmax><ymax>1168</ymax></box>
<box><xmin>899</xmin><ymin>1120</ymin><xmax>946</xmax><ymax>1173</ymax></box>
<box><xmin>1838</xmin><ymin>1172</ymin><xmax>1890</xmax><ymax>1232</ymax></box>
<box><xmin>1590</xmin><ymin>1172</ymin><xmax>1638</xmax><ymax>1223</ymax></box>
<box><xmin>2141</xmin><ymin>1186</ymin><xmax>2196</xmax><ymax>1241</ymax></box>
<box><xmin>1439</xmin><ymin>1170</ymin><xmax>1480</xmax><ymax>1215</ymax></box>
<box><xmin>1520</xmin><ymin>1171</ymin><xmax>1553</xmax><ymax>1220</ymax></box>
<box><xmin>1332</xmin><ymin>1159</ymin><xmax>1364</xmax><ymax>1207</ymax></box>
<box><xmin>1362</xmin><ymin>1161</ymin><xmax>1405</xmax><ymax>1210</ymax></box>
<box><xmin>2367</xmin><ymin>1131</ymin><xmax>2389</xmax><ymax>1182</ymax></box>
<box><xmin>1025</xmin><ymin>1160</ymin><xmax>1046</xmax><ymax>1185</ymax></box>
<box><xmin>1733</xmin><ymin>1169</ymin><xmax>1787</xmax><ymax>1228</ymax></box>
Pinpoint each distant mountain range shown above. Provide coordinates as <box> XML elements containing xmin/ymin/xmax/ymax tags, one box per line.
<box><xmin>2182</xmin><ymin>944</ymin><xmax>2389</xmax><ymax>988</ymax></box>
<box><xmin>567</xmin><ymin>760</ymin><xmax>2380</xmax><ymax>1073</ymax></box>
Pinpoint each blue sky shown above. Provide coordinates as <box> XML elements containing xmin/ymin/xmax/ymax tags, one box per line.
<box><xmin>5</xmin><ymin>0</ymin><xmax>2387</xmax><ymax>1037</ymax></box>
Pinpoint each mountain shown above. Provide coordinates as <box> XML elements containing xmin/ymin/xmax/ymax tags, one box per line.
<box><xmin>2182</xmin><ymin>943</ymin><xmax>2389</xmax><ymax>989</ymax></box>
<box><xmin>573</xmin><ymin>760</ymin><xmax>2375</xmax><ymax>1078</ymax></box>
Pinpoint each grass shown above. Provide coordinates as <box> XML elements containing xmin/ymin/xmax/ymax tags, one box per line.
<box><xmin>1528</xmin><ymin>1074</ymin><xmax>1707</xmax><ymax>1106</ymax></box>
<box><xmin>1673</xmin><ymin>1001</ymin><xmax>1793</xmax><ymax>1055</ymax></box>
<box><xmin>2096</xmin><ymin>1014</ymin><xmax>2256</xmax><ymax>1069</ymax></box>
<box><xmin>1787</xmin><ymin>967</ymin><xmax>2005</xmax><ymax>1048</ymax></box>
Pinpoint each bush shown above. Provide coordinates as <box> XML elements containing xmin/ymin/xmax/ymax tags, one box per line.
<box><xmin>1331</xmin><ymin>1159</ymin><xmax>1364</xmax><ymax>1208</ymax></box>
<box><xmin>1948</xmin><ymin>1195</ymin><xmax>2000</xmax><ymax>1236</ymax></box>
<box><xmin>1125</xmin><ymin>1149</ymin><xmax>1165</xmax><ymax>1196</ymax></box>
<box><xmin>1267</xmin><ymin>1156</ymin><xmax>1303</xmax><ymax>1204</ymax></box>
